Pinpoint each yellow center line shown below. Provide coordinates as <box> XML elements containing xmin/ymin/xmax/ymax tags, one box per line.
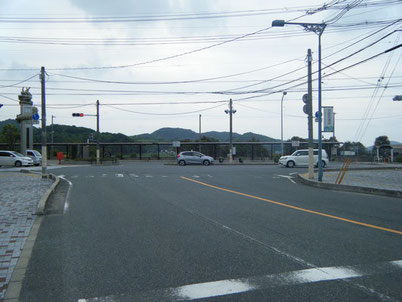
<box><xmin>180</xmin><ymin>176</ymin><xmax>402</xmax><ymax>235</ymax></box>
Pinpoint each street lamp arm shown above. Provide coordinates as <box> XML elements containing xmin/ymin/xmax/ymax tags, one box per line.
<box><xmin>272</xmin><ymin>20</ymin><xmax>326</xmax><ymax>35</ymax></box>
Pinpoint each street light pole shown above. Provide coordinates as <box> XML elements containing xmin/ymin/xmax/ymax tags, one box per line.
<box><xmin>317</xmin><ymin>30</ymin><xmax>324</xmax><ymax>181</ymax></box>
<box><xmin>272</xmin><ymin>19</ymin><xmax>326</xmax><ymax>181</ymax></box>
<box><xmin>280</xmin><ymin>91</ymin><xmax>287</xmax><ymax>157</ymax></box>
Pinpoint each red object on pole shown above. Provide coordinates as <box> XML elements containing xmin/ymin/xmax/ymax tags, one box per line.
<box><xmin>57</xmin><ymin>152</ymin><xmax>63</xmax><ymax>164</ymax></box>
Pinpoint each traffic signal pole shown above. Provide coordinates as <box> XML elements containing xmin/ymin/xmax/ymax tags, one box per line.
<box><xmin>72</xmin><ymin>101</ymin><xmax>100</xmax><ymax>164</ymax></box>
<box><xmin>307</xmin><ymin>49</ymin><xmax>314</xmax><ymax>179</ymax></box>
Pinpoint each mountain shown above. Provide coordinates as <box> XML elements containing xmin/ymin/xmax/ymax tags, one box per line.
<box><xmin>131</xmin><ymin>127</ymin><xmax>277</xmax><ymax>142</ymax></box>
<box><xmin>133</xmin><ymin>128</ymin><xmax>199</xmax><ymax>142</ymax></box>
<box><xmin>0</xmin><ymin>119</ymin><xmax>19</xmax><ymax>129</ymax></box>
<box><xmin>1</xmin><ymin>120</ymin><xmax>277</xmax><ymax>143</ymax></box>
<box><xmin>0</xmin><ymin>119</ymin><xmax>133</xmax><ymax>143</ymax></box>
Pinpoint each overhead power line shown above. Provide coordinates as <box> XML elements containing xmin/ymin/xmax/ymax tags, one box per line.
<box><xmin>104</xmin><ymin>103</ymin><xmax>225</xmax><ymax>116</ymax></box>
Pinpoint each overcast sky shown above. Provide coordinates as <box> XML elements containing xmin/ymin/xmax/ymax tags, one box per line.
<box><xmin>0</xmin><ymin>0</ymin><xmax>401</xmax><ymax>146</ymax></box>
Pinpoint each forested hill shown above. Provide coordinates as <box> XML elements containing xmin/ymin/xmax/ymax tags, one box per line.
<box><xmin>0</xmin><ymin>120</ymin><xmax>277</xmax><ymax>143</ymax></box>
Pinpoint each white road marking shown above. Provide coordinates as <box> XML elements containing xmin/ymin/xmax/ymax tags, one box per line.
<box><xmin>129</xmin><ymin>174</ymin><xmax>139</xmax><ymax>178</ymax></box>
<box><xmin>161</xmin><ymin>175</ymin><xmax>168</xmax><ymax>178</ymax></box>
<box><xmin>87</xmin><ymin>175</ymin><xmax>94</xmax><ymax>178</ymax></box>
<box><xmin>193</xmin><ymin>175</ymin><xmax>200</xmax><ymax>178</ymax></box>
<box><xmin>289</xmin><ymin>172</ymin><xmax>298</xmax><ymax>175</ymax></box>
<box><xmin>101</xmin><ymin>174</ymin><xmax>108</xmax><ymax>177</ymax></box>
<box><xmin>276</xmin><ymin>174</ymin><xmax>296</xmax><ymax>184</ymax></box>
<box><xmin>58</xmin><ymin>175</ymin><xmax>73</xmax><ymax>215</ymax></box>
<box><xmin>145</xmin><ymin>175</ymin><xmax>153</xmax><ymax>178</ymax></box>
<box><xmin>78</xmin><ymin>259</ymin><xmax>402</xmax><ymax>302</ymax></box>
<box><xmin>207</xmin><ymin>174</ymin><xmax>213</xmax><ymax>178</ymax></box>
<box><xmin>176</xmin><ymin>279</ymin><xmax>256</xmax><ymax>300</ymax></box>
<box><xmin>71</xmin><ymin>175</ymin><xmax>78</xmax><ymax>178</ymax></box>
<box><xmin>115</xmin><ymin>174</ymin><xmax>124</xmax><ymax>178</ymax></box>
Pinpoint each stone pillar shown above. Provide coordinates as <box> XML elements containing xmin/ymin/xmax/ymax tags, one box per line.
<box><xmin>16</xmin><ymin>88</ymin><xmax>33</xmax><ymax>155</ymax></box>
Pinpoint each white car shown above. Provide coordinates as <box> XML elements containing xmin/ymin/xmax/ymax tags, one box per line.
<box><xmin>26</xmin><ymin>149</ymin><xmax>42</xmax><ymax>166</ymax></box>
<box><xmin>278</xmin><ymin>149</ymin><xmax>329</xmax><ymax>168</ymax></box>
<box><xmin>0</xmin><ymin>150</ymin><xmax>34</xmax><ymax>167</ymax></box>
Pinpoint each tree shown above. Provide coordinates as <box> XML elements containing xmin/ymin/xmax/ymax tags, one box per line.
<box><xmin>340</xmin><ymin>141</ymin><xmax>367</xmax><ymax>155</ymax></box>
<box><xmin>374</xmin><ymin>135</ymin><xmax>390</xmax><ymax>147</ymax></box>
<box><xmin>0</xmin><ymin>124</ymin><xmax>19</xmax><ymax>150</ymax></box>
<box><xmin>374</xmin><ymin>136</ymin><xmax>391</xmax><ymax>159</ymax></box>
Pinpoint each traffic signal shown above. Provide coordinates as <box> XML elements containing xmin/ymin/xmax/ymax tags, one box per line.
<box><xmin>302</xmin><ymin>93</ymin><xmax>311</xmax><ymax>115</ymax></box>
<box><xmin>72</xmin><ymin>113</ymin><xmax>84</xmax><ymax>117</ymax></box>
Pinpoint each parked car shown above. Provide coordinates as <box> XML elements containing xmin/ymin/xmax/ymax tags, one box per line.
<box><xmin>26</xmin><ymin>150</ymin><xmax>42</xmax><ymax>166</ymax></box>
<box><xmin>278</xmin><ymin>149</ymin><xmax>329</xmax><ymax>168</ymax></box>
<box><xmin>177</xmin><ymin>151</ymin><xmax>214</xmax><ymax>166</ymax></box>
<box><xmin>0</xmin><ymin>150</ymin><xmax>34</xmax><ymax>167</ymax></box>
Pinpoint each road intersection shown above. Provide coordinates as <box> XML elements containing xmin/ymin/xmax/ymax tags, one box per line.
<box><xmin>1</xmin><ymin>162</ymin><xmax>400</xmax><ymax>301</ymax></box>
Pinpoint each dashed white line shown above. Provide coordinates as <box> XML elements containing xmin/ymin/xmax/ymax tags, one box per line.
<box><xmin>193</xmin><ymin>175</ymin><xmax>200</xmax><ymax>178</ymax></box>
<box><xmin>115</xmin><ymin>174</ymin><xmax>124</xmax><ymax>178</ymax></box>
<box><xmin>129</xmin><ymin>174</ymin><xmax>139</xmax><ymax>178</ymax></box>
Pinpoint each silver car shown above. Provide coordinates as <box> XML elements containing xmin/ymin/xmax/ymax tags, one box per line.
<box><xmin>177</xmin><ymin>151</ymin><xmax>214</xmax><ymax>166</ymax></box>
<box><xmin>26</xmin><ymin>150</ymin><xmax>42</xmax><ymax>166</ymax></box>
<box><xmin>0</xmin><ymin>150</ymin><xmax>34</xmax><ymax>167</ymax></box>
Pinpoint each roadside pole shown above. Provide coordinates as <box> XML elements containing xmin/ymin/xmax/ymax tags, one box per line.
<box><xmin>96</xmin><ymin>100</ymin><xmax>100</xmax><ymax>165</ymax></box>
<box><xmin>225</xmin><ymin>99</ymin><xmax>236</xmax><ymax>164</ymax></box>
<box><xmin>40</xmin><ymin>67</ymin><xmax>48</xmax><ymax>178</ymax></box>
<box><xmin>199</xmin><ymin>114</ymin><xmax>202</xmax><ymax>152</ymax></box>
<box><xmin>307</xmin><ymin>49</ymin><xmax>314</xmax><ymax>179</ymax></box>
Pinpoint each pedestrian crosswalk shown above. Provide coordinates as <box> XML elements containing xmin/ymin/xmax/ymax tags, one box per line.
<box><xmin>59</xmin><ymin>173</ymin><xmax>212</xmax><ymax>180</ymax></box>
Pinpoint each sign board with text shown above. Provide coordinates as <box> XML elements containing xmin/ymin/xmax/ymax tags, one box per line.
<box><xmin>323</xmin><ymin>106</ymin><xmax>334</xmax><ymax>132</ymax></box>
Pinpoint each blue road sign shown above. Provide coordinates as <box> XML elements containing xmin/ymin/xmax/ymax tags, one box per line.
<box><xmin>0</xmin><ymin>104</ymin><xmax>3</xmax><ymax>108</ymax></box>
<box><xmin>32</xmin><ymin>113</ymin><xmax>40</xmax><ymax>120</ymax></box>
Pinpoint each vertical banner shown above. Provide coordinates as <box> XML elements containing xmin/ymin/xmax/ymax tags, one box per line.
<box><xmin>323</xmin><ymin>106</ymin><xmax>334</xmax><ymax>132</ymax></box>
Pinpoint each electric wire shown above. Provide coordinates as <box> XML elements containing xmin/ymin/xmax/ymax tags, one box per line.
<box><xmin>104</xmin><ymin>103</ymin><xmax>225</xmax><ymax>116</ymax></box>
<box><xmin>0</xmin><ymin>74</ymin><xmax>39</xmax><ymax>89</ymax></box>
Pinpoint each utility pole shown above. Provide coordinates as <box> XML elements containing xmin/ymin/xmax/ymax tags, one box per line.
<box><xmin>280</xmin><ymin>91</ymin><xmax>287</xmax><ymax>156</ymax></box>
<box><xmin>307</xmin><ymin>49</ymin><xmax>314</xmax><ymax>179</ymax></box>
<box><xmin>225</xmin><ymin>99</ymin><xmax>236</xmax><ymax>163</ymax></box>
<box><xmin>199</xmin><ymin>114</ymin><xmax>202</xmax><ymax>152</ymax></box>
<box><xmin>40</xmin><ymin>67</ymin><xmax>47</xmax><ymax>177</ymax></box>
<box><xmin>96</xmin><ymin>100</ymin><xmax>100</xmax><ymax>165</ymax></box>
<box><xmin>51</xmin><ymin>115</ymin><xmax>55</xmax><ymax>158</ymax></box>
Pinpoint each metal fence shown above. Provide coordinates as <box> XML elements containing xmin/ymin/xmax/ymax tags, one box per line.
<box><xmin>1</xmin><ymin>141</ymin><xmax>343</xmax><ymax>161</ymax></box>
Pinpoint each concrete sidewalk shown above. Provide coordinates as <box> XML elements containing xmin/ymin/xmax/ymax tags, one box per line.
<box><xmin>0</xmin><ymin>172</ymin><xmax>53</xmax><ymax>301</ymax></box>
<box><xmin>298</xmin><ymin>166</ymin><xmax>402</xmax><ymax>198</ymax></box>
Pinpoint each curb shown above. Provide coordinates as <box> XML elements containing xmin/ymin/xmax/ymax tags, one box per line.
<box><xmin>35</xmin><ymin>174</ymin><xmax>60</xmax><ymax>215</ymax></box>
<box><xmin>3</xmin><ymin>216</ymin><xmax>43</xmax><ymax>301</ymax></box>
<box><xmin>296</xmin><ymin>173</ymin><xmax>402</xmax><ymax>198</ymax></box>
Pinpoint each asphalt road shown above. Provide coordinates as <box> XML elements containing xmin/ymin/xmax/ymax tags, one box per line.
<box><xmin>19</xmin><ymin>163</ymin><xmax>402</xmax><ymax>301</ymax></box>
